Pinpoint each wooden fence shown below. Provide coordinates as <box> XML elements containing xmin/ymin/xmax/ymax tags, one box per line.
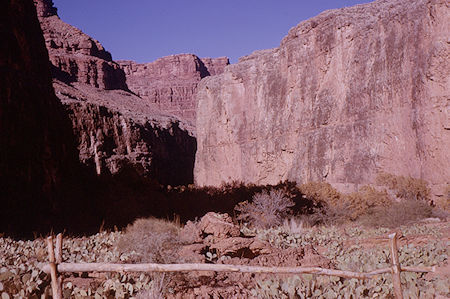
<box><xmin>42</xmin><ymin>233</ymin><xmax>436</xmax><ymax>299</ymax></box>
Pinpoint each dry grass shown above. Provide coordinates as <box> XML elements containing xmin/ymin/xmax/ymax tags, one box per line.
<box><xmin>360</xmin><ymin>199</ymin><xmax>433</xmax><ymax>228</ymax></box>
<box><xmin>135</xmin><ymin>274</ymin><xmax>166</xmax><ymax>299</ymax></box>
<box><xmin>235</xmin><ymin>189</ymin><xmax>295</xmax><ymax>229</ymax></box>
<box><xmin>116</xmin><ymin>217</ymin><xmax>181</xmax><ymax>264</ymax></box>
<box><xmin>282</xmin><ymin>217</ymin><xmax>308</xmax><ymax>234</ymax></box>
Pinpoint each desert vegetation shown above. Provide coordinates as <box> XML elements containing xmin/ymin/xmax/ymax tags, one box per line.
<box><xmin>0</xmin><ymin>174</ymin><xmax>448</xmax><ymax>298</ymax></box>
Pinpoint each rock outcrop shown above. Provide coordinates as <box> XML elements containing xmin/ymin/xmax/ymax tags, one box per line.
<box><xmin>0</xmin><ymin>0</ymin><xmax>81</xmax><ymax>233</ymax></box>
<box><xmin>195</xmin><ymin>0</ymin><xmax>449</xmax><ymax>197</ymax></box>
<box><xmin>55</xmin><ymin>81</ymin><xmax>196</xmax><ymax>185</ymax></box>
<box><xmin>35</xmin><ymin>0</ymin><xmax>127</xmax><ymax>90</ymax></box>
<box><xmin>118</xmin><ymin>55</ymin><xmax>229</xmax><ymax>124</ymax></box>
<box><xmin>34</xmin><ymin>0</ymin><xmax>196</xmax><ymax>184</ymax></box>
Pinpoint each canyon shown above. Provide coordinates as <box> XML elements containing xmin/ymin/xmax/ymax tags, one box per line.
<box><xmin>34</xmin><ymin>0</ymin><xmax>228</xmax><ymax>184</ymax></box>
<box><xmin>1</xmin><ymin>0</ymin><xmax>448</xmax><ymax>236</ymax></box>
<box><xmin>194</xmin><ymin>0</ymin><xmax>449</xmax><ymax>198</ymax></box>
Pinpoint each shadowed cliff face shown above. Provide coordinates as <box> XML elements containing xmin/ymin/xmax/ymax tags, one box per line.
<box><xmin>0</xmin><ymin>0</ymin><xmax>196</xmax><ymax>237</ymax></box>
<box><xmin>195</xmin><ymin>0</ymin><xmax>449</xmax><ymax>197</ymax></box>
<box><xmin>33</xmin><ymin>0</ymin><xmax>197</xmax><ymax>184</ymax></box>
<box><xmin>0</xmin><ymin>0</ymin><xmax>82</xmax><ymax>234</ymax></box>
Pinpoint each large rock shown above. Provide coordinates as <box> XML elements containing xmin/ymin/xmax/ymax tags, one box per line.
<box><xmin>34</xmin><ymin>0</ymin><xmax>196</xmax><ymax>184</ymax></box>
<box><xmin>34</xmin><ymin>0</ymin><xmax>127</xmax><ymax>90</ymax></box>
<box><xmin>0</xmin><ymin>0</ymin><xmax>80</xmax><ymax>233</ymax></box>
<box><xmin>118</xmin><ymin>55</ymin><xmax>229</xmax><ymax>124</ymax></box>
<box><xmin>195</xmin><ymin>0</ymin><xmax>449</xmax><ymax>197</ymax></box>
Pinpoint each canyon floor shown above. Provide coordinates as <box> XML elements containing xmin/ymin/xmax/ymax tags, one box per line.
<box><xmin>1</xmin><ymin>214</ymin><xmax>448</xmax><ymax>299</ymax></box>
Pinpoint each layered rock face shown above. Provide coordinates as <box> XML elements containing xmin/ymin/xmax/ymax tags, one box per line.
<box><xmin>0</xmin><ymin>0</ymin><xmax>80</xmax><ymax>233</ymax></box>
<box><xmin>32</xmin><ymin>0</ymin><xmax>196</xmax><ymax>184</ymax></box>
<box><xmin>118</xmin><ymin>55</ymin><xmax>229</xmax><ymax>124</ymax></box>
<box><xmin>35</xmin><ymin>0</ymin><xmax>127</xmax><ymax>90</ymax></box>
<box><xmin>55</xmin><ymin>81</ymin><xmax>196</xmax><ymax>185</ymax></box>
<box><xmin>195</xmin><ymin>0</ymin><xmax>449</xmax><ymax>196</ymax></box>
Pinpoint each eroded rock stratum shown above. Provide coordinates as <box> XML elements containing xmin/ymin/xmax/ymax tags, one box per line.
<box><xmin>119</xmin><ymin>55</ymin><xmax>229</xmax><ymax>125</ymax></box>
<box><xmin>34</xmin><ymin>0</ymin><xmax>198</xmax><ymax>185</ymax></box>
<box><xmin>195</xmin><ymin>0</ymin><xmax>449</xmax><ymax>197</ymax></box>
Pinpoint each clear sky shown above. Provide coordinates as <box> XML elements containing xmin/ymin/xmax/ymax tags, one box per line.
<box><xmin>53</xmin><ymin>0</ymin><xmax>372</xmax><ymax>63</ymax></box>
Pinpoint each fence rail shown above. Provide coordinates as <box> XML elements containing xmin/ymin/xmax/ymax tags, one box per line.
<box><xmin>42</xmin><ymin>233</ymin><xmax>435</xmax><ymax>299</ymax></box>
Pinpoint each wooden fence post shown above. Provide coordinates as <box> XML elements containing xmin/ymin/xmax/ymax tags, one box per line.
<box><xmin>47</xmin><ymin>235</ymin><xmax>62</xmax><ymax>299</ymax></box>
<box><xmin>55</xmin><ymin>233</ymin><xmax>63</xmax><ymax>264</ymax></box>
<box><xmin>389</xmin><ymin>232</ymin><xmax>403</xmax><ymax>299</ymax></box>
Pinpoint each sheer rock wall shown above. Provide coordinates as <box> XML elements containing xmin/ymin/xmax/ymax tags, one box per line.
<box><xmin>195</xmin><ymin>0</ymin><xmax>449</xmax><ymax>197</ymax></box>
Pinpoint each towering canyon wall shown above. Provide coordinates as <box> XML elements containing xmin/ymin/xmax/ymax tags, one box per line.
<box><xmin>118</xmin><ymin>55</ymin><xmax>229</xmax><ymax>124</ymax></box>
<box><xmin>35</xmin><ymin>0</ymin><xmax>127</xmax><ymax>90</ymax></box>
<box><xmin>0</xmin><ymin>0</ymin><xmax>81</xmax><ymax>233</ymax></box>
<box><xmin>195</xmin><ymin>0</ymin><xmax>449</xmax><ymax>197</ymax></box>
<box><xmin>34</xmin><ymin>0</ymin><xmax>196</xmax><ymax>184</ymax></box>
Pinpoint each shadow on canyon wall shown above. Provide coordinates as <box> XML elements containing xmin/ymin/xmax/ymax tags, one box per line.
<box><xmin>0</xmin><ymin>0</ymin><xmax>204</xmax><ymax>239</ymax></box>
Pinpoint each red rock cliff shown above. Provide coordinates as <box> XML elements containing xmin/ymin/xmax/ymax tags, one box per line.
<box><xmin>34</xmin><ymin>0</ymin><xmax>127</xmax><ymax>90</ymax></box>
<box><xmin>33</xmin><ymin>0</ymin><xmax>196</xmax><ymax>184</ymax></box>
<box><xmin>118</xmin><ymin>55</ymin><xmax>229</xmax><ymax>124</ymax></box>
<box><xmin>195</xmin><ymin>0</ymin><xmax>449</xmax><ymax>197</ymax></box>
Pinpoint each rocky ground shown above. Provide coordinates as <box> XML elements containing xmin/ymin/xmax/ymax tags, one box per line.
<box><xmin>0</xmin><ymin>214</ymin><xmax>448</xmax><ymax>298</ymax></box>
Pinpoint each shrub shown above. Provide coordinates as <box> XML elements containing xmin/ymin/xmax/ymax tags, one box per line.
<box><xmin>307</xmin><ymin>200</ymin><xmax>354</xmax><ymax>226</ymax></box>
<box><xmin>299</xmin><ymin>182</ymin><xmax>342</xmax><ymax>207</ymax></box>
<box><xmin>433</xmin><ymin>184</ymin><xmax>450</xmax><ymax>211</ymax></box>
<box><xmin>343</xmin><ymin>186</ymin><xmax>391</xmax><ymax>220</ymax></box>
<box><xmin>376</xmin><ymin>172</ymin><xmax>430</xmax><ymax>202</ymax></box>
<box><xmin>235</xmin><ymin>189</ymin><xmax>295</xmax><ymax>228</ymax></box>
<box><xmin>116</xmin><ymin>217</ymin><xmax>181</xmax><ymax>263</ymax></box>
<box><xmin>299</xmin><ymin>182</ymin><xmax>356</xmax><ymax>225</ymax></box>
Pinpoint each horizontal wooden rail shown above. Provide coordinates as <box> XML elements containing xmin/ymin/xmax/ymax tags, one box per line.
<box><xmin>41</xmin><ymin>262</ymin><xmax>435</xmax><ymax>279</ymax></box>
<box><xmin>42</xmin><ymin>232</ymin><xmax>437</xmax><ymax>299</ymax></box>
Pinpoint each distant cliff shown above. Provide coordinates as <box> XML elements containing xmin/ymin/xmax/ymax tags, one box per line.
<box><xmin>119</xmin><ymin>55</ymin><xmax>229</xmax><ymax>124</ymax></box>
<box><xmin>195</xmin><ymin>0</ymin><xmax>449</xmax><ymax>197</ymax></box>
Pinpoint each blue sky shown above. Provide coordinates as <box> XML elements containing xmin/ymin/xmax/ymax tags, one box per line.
<box><xmin>53</xmin><ymin>0</ymin><xmax>372</xmax><ymax>63</ymax></box>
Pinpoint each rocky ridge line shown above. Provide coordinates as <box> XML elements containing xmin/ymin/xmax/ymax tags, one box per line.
<box><xmin>34</xmin><ymin>0</ymin><xmax>127</xmax><ymax>90</ymax></box>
